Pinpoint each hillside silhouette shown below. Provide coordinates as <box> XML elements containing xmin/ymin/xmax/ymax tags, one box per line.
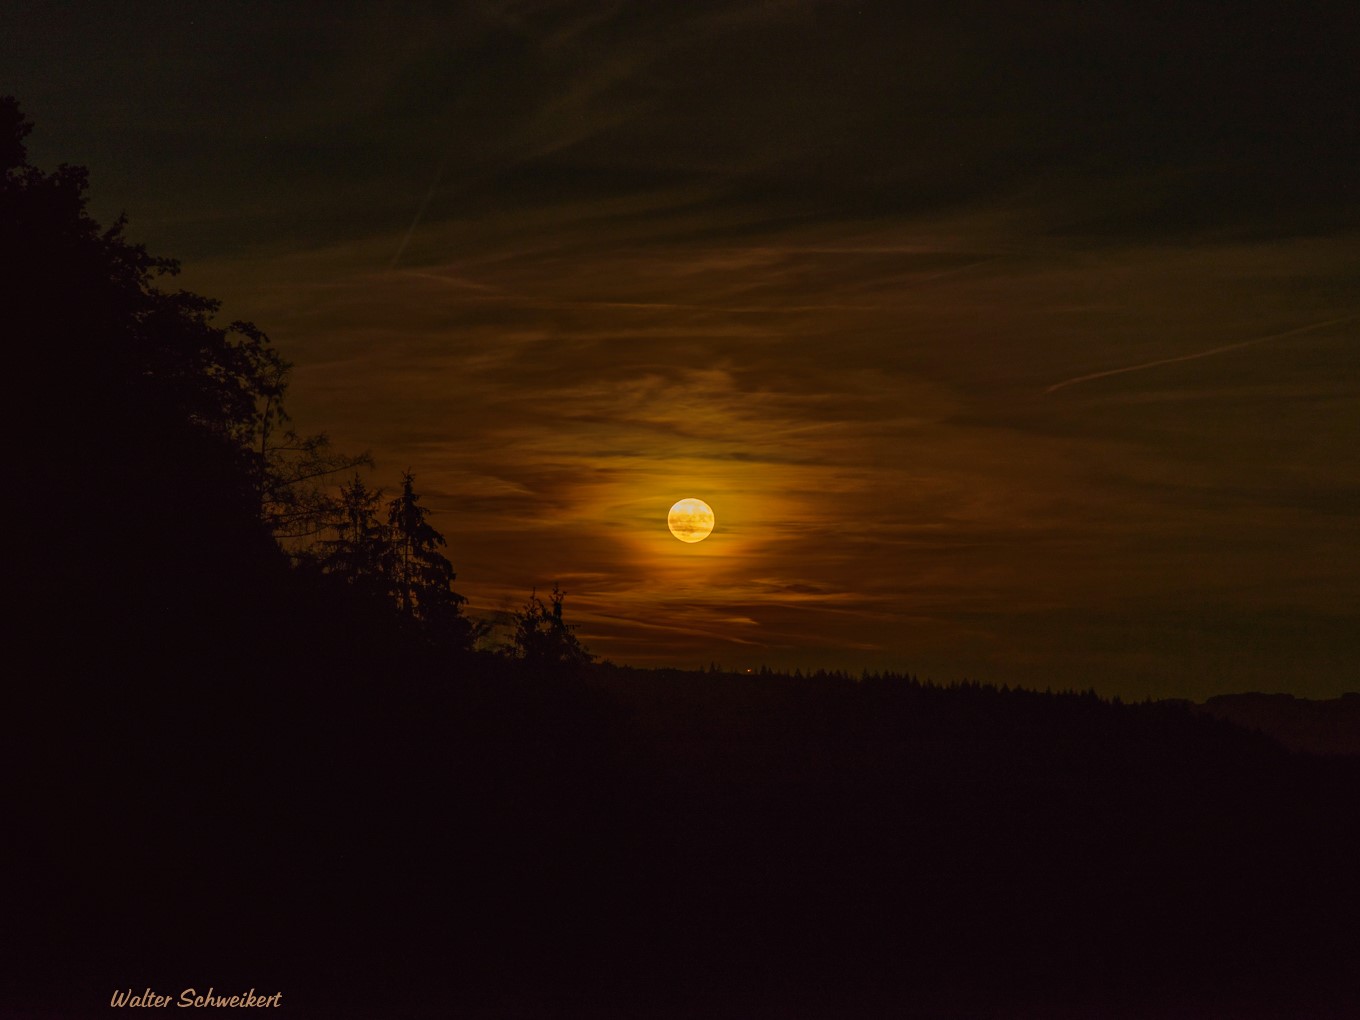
<box><xmin>1196</xmin><ymin>692</ymin><xmax>1360</xmax><ymax>757</ymax></box>
<box><xmin>5</xmin><ymin>97</ymin><xmax>1359</xmax><ymax>1018</ymax></box>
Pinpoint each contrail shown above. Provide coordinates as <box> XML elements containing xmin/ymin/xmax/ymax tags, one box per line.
<box><xmin>1045</xmin><ymin>314</ymin><xmax>1360</xmax><ymax>394</ymax></box>
<box><xmin>389</xmin><ymin>158</ymin><xmax>448</xmax><ymax>270</ymax></box>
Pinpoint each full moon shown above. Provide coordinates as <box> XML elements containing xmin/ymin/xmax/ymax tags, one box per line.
<box><xmin>667</xmin><ymin>498</ymin><xmax>715</xmax><ymax>543</ymax></box>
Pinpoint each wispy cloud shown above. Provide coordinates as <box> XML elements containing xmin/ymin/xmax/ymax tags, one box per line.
<box><xmin>1046</xmin><ymin>315</ymin><xmax>1360</xmax><ymax>394</ymax></box>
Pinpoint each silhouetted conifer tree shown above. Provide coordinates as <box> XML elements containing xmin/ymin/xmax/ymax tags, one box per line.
<box><xmin>387</xmin><ymin>472</ymin><xmax>456</xmax><ymax>616</ymax></box>
<box><xmin>320</xmin><ymin>475</ymin><xmax>392</xmax><ymax>601</ymax></box>
<box><xmin>384</xmin><ymin>471</ymin><xmax>476</xmax><ymax>647</ymax></box>
<box><xmin>512</xmin><ymin>584</ymin><xmax>591</xmax><ymax>669</ymax></box>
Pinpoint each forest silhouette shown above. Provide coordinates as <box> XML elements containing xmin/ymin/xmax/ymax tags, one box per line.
<box><xmin>5</xmin><ymin>97</ymin><xmax>1359</xmax><ymax>1018</ymax></box>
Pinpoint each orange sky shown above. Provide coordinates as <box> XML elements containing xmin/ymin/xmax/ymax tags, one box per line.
<box><xmin>8</xmin><ymin>2</ymin><xmax>1358</xmax><ymax>697</ymax></box>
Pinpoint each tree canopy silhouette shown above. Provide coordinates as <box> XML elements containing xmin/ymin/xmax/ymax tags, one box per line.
<box><xmin>512</xmin><ymin>584</ymin><xmax>591</xmax><ymax>669</ymax></box>
<box><xmin>313</xmin><ymin>470</ymin><xmax>477</xmax><ymax>649</ymax></box>
<box><xmin>5</xmin><ymin>98</ymin><xmax>262</xmax><ymax>624</ymax></box>
<box><xmin>255</xmin><ymin>369</ymin><xmax>371</xmax><ymax>544</ymax></box>
<box><xmin>3</xmin><ymin>95</ymin><xmax>364</xmax><ymax>662</ymax></box>
<box><xmin>319</xmin><ymin>474</ymin><xmax>393</xmax><ymax>600</ymax></box>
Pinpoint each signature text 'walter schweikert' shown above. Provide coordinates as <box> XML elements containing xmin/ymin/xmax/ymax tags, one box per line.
<box><xmin>111</xmin><ymin>987</ymin><xmax>283</xmax><ymax>1008</ymax></box>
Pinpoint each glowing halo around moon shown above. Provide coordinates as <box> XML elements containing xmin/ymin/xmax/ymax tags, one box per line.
<box><xmin>667</xmin><ymin>498</ymin><xmax>715</xmax><ymax>543</ymax></box>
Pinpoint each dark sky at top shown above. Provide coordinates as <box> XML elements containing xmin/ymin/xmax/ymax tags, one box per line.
<box><xmin>7</xmin><ymin>1</ymin><xmax>1359</xmax><ymax>697</ymax></box>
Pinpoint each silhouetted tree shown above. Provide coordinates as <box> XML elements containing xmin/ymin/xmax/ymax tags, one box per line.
<box><xmin>320</xmin><ymin>475</ymin><xmax>392</xmax><ymax>600</ymax></box>
<box><xmin>253</xmin><ymin>356</ymin><xmax>370</xmax><ymax>545</ymax></box>
<box><xmin>313</xmin><ymin>470</ymin><xmax>479</xmax><ymax>647</ymax></box>
<box><xmin>259</xmin><ymin>429</ymin><xmax>372</xmax><ymax>542</ymax></box>
<box><xmin>384</xmin><ymin>471</ymin><xmax>478</xmax><ymax>648</ymax></box>
<box><xmin>386</xmin><ymin>472</ymin><xmax>457</xmax><ymax>617</ymax></box>
<box><xmin>5</xmin><ymin>94</ymin><xmax>284</xmax><ymax>635</ymax></box>
<box><xmin>512</xmin><ymin>584</ymin><xmax>591</xmax><ymax>668</ymax></box>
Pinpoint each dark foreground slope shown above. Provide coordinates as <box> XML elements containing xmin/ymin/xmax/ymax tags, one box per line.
<box><xmin>7</xmin><ymin>649</ymin><xmax>1359</xmax><ymax>1020</ymax></box>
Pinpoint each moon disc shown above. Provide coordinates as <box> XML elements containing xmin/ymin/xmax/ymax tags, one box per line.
<box><xmin>668</xmin><ymin>498</ymin><xmax>715</xmax><ymax>543</ymax></box>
